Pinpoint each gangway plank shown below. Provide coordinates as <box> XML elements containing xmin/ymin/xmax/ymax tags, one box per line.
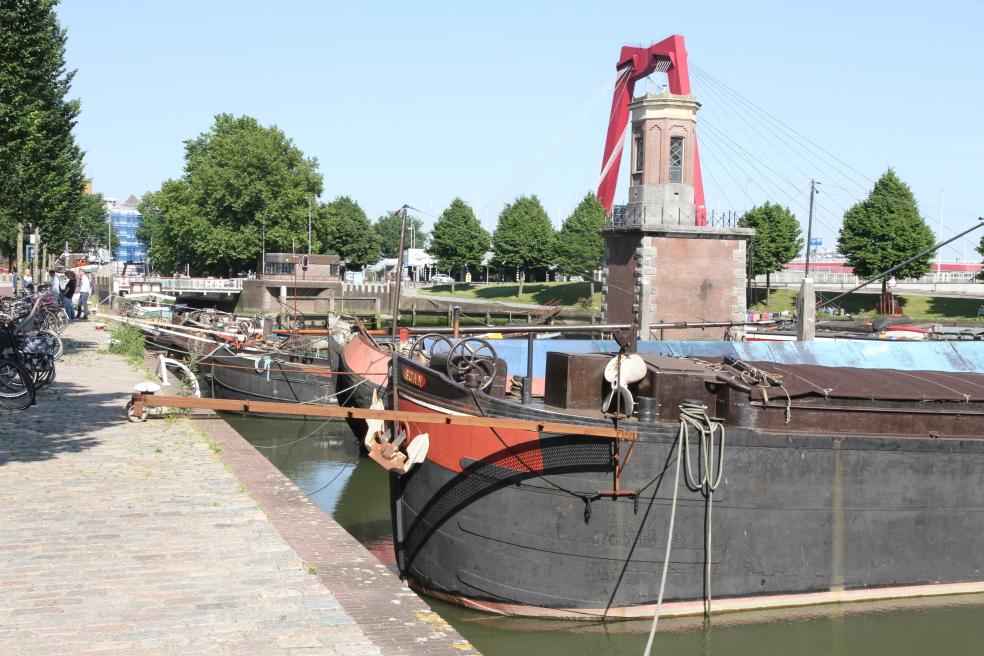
<box><xmin>127</xmin><ymin>393</ymin><xmax>636</xmax><ymax>441</ymax></box>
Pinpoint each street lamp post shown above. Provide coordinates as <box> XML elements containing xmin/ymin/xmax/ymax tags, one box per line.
<box><xmin>307</xmin><ymin>195</ymin><xmax>312</xmax><ymax>255</ymax></box>
<box><xmin>804</xmin><ymin>179</ymin><xmax>820</xmax><ymax>277</ymax></box>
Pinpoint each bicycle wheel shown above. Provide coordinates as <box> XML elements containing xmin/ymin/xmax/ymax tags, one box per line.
<box><xmin>0</xmin><ymin>360</ymin><xmax>35</xmax><ymax>410</ymax></box>
<box><xmin>55</xmin><ymin>308</ymin><xmax>69</xmax><ymax>332</ymax></box>
<box><xmin>40</xmin><ymin>329</ymin><xmax>63</xmax><ymax>361</ymax></box>
<box><xmin>32</xmin><ymin>360</ymin><xmax>55</xmax><ymax>389</ymax></box>
<box><xmin>38</xmin><ymin>311</ymin><xmax>54</xmax><ymax>332</ymax></box>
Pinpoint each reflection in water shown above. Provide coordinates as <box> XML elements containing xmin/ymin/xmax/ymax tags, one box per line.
<box><xmin>228</xmin><ymin>414</ymin><xmax>984</xmax><ymax>656</ymax></box>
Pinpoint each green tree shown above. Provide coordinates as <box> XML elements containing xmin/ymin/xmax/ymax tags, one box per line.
<box><xmin>71</xmin><ymin>191</ymin><xmax>118</xmax><ymax>255</ymax></box>
<box><xmin>837</xmin><ymin>169</ymin><xmax>935</xmax><ymax>296</ymax></box>
<box><xmin>428</xmin><ymin>198</ymin><xmax>490</xmax><ymax>291</ymax></box>
<box><xmin>553</xmin><ymin>193</ymin><xmax>606</xmax><ymax>296</ymax></box>
<box><xmin>977</xmin><ymin>235</ymin><xmax>984</xmax><ymax>280</ymax></box>
<box><xmin>492</xmin><ymin>195</ymin><xmax>554</xmax><ymax>295</ymax></box>
<box><xmin>316</xmin><ymin>197</ymin><xmax>380</xmax><ymax>268</ymax></box>
<box><xmin>0</xmin><ymin>0</ymin><xmax>87</xmax><ymax>267</ymax></box>
<box><xmin>146</xmin><ymin>114</ymin><xmax>322</xmax><ymax>276</ymax></box>
<box><xmin>739</xmin><ymin>201</ymin><xmax>803</xmax><ymax>302</ymax></box>
<box><xmin>136</xmin><ymin>191</ymin><xmax>173</xmax><ymax>273</ymax></box>
<box><xmin>374</xmin><ymin>213</ymin><xmax>428</xmax><ymax>258</ymax></box>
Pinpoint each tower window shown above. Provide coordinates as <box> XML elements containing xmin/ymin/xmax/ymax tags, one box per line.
<box><xmin>633</xmin><ymin>135</ymin><xmax>644</xmax><ymax>173</ymax></box>
<box><xmin>669</xmin><ymin>136</ymin><xmax>684</xmax><ymax>183</ymax></box>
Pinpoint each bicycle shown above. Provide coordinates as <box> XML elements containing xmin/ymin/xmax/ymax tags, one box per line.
<box><xmin>0</xmin><ymin>358</ymin><xmax>35</xmax><ymax>410</ymax></box>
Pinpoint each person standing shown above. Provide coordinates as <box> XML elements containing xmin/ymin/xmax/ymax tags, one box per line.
<box><xmin>53</xmin><ymin>268</ymin><xmax>66</xmax><ymax>305</ymax></box>
<box><xmin>62</xmin><ymin>270</ymin><xmax>77</xmax><ymax>321</ymax></box>
<box><xmin>76</xmin><ymin>269</ymin><xmax>92</xmax><ymax>320</ymax></box>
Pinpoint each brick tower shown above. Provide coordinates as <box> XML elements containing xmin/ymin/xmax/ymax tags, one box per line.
<box><xmin>601</xmin><ymin>91</ymin><xmax>753</xmax><ymax>340</ymax></box>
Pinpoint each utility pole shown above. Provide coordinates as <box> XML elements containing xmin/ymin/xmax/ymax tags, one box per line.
<box><xmin>804</xmin><ymin>179</ymin><xmax>819</xmax><ymax>277</ymax></box>
<box><xmin>261</xmin><ymin>213</ymin><xmax>266</xmax><ymax>279</ymax></box>
<box><xmin>15</xmin><ymin>224</ymin><xmax>23</xmax><ymax>292</ymax></box>
<box><xmin>390</xmin><ymin>205</ymin><xmax>409</xmax><ymax>341</ymax></box>
<box><xmin>937</xmin><ymin>189</ymin><xmax>943</xmax><ymax>274</ymax></box>
<box><xmin>307</xmin><ymin>195</ymin><xmax>313</xmax><ymax>255</ymax></box>
<box><xmin>107</xmin><ymin>210</ymin><xmax>113</xmax><ymax>273</ymax></box>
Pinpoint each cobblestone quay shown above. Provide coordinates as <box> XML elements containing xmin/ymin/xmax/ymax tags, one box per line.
<box><xmin>0</xmin><ymin>322</ymin><xmax>476</xmax><ymax>655</ymax></box>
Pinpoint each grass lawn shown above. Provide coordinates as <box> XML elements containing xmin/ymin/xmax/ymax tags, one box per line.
<box><xmin>750</xmin><ymin>288</ymin><xmax>984</xmax><ymax>321</ymax></box>
<box><xmin>418</xmin><ymin>282</ymin><xmax>602</xmax><ymax>310</ymax></box>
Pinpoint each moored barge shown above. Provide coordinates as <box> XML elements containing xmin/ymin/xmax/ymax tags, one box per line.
<box><xmin>340</xmin><ymin>332</ymin><xmax>984</xmax><ymax>618</ymax></box>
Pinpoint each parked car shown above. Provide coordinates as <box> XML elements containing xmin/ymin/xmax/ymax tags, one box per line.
<box><xmin>430</xmin><ymin>274</ymin><xmax>454</xmax><ymax>285</ymax></box>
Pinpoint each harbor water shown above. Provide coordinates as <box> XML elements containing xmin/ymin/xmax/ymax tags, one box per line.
<box><xmin>225</xmin><ymin>414</ymin><xmax>984</xmax><ymax>656</ymax></box>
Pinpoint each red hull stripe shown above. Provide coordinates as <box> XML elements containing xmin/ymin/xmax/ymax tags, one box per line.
<box><xmin>399</xmin><ymin>396</ymin><xmax>544</xmax><ymax>475</ymax></box>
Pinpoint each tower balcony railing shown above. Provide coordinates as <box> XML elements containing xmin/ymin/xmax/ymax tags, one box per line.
<box><xmin>610</xmin><ymin>205</ymin><xmax>744</xmax><ymax>228</ymax></box>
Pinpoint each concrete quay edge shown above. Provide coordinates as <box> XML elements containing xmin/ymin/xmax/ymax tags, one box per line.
<box><xmin>190</xmin><ymin>412</ymin><xmax>479</xmax><ymax>656</ymax></box>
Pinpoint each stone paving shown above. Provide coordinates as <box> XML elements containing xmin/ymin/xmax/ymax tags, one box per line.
<box><xmin>0</xmin><ymin>321</ymin><xmax>384</xmax><ymax>655</ymax></box>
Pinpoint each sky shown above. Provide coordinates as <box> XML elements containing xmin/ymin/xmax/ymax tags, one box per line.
<box><xmin>59</xmin><ymin>0</ymin><xmax>984</xmax><ymax>261</ymax></box>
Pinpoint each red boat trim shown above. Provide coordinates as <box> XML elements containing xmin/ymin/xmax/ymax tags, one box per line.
<box><xmin>409</xmin><ymin>579</ymin><xmax>984</xmax><ymax>620</ymax></box>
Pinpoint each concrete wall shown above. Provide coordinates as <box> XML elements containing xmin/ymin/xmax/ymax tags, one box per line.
<box><xmin>237</xmin><ymin>279</ymin><xmax>391</xmax><ymax>317</ymax></box>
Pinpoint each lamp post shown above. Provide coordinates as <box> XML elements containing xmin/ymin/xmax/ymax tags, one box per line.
<box><xmin>804</xmin><ymin>179</ymin><xmax>820</xmax><ymax>277</ymax></box>
<box><xmin>936</xmin><ymin>189</ymin><xmax>943</xmax><ymax>274</ymax></box>
<box><xmin>307</xmin><ymin>195</ymin><xmax>312</xmax><ymax>255</ymax></box>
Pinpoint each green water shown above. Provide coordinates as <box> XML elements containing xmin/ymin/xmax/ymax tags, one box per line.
<box><xmin>225</xmin><ymin>414</ymin><xmax>984</xmax><ymax>655</ymax></box>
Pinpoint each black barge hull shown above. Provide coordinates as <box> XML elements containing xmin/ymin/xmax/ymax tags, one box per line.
<box><xmin>207</xmin><ymin>345</ymin><xmax>341</xmax><ymax>405</ymax></box>
<box><xmin>398</xmin><ymin>419</ymin><xmax>984</xmax><ymax>617</ymax></box>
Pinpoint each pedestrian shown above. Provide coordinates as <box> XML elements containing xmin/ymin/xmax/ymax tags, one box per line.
<box><xmin>62</xmin><ymin>270</ymin><xmax>77</xmax><ymax>321</ymax></box>
<box><xmin>76</xmin><ymin>269</ymin><xmax>92</xmax><ymax>320</ymax></box>
<box><xmin>53</xmin><ymin>268</ymin><xmax>66</xmax><ymax>304</ymax></box>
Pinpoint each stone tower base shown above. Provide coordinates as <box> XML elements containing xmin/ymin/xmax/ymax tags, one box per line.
<box><xmin>601</xmin><ymin>225</ymin><xmax>753</xmax><ymax>340</ymax></box>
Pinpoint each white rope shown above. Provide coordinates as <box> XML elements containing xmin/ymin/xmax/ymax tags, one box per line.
<box><xmin>644</xmin><ymin>401</ymin><xmax>726</xmax><ymax>655</ymax></box>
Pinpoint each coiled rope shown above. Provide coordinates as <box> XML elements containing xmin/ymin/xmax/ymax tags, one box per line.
<box><xmin>643</xmin><ymin>401</ymin><xmax>726</xmax><ymax>656</ymax></box>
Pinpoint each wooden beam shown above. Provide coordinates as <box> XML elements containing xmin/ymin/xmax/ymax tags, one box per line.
<box><xmin>132</xmin><ymin>393</ymin><xmax>635</xmax><ymax>441</ymax></box>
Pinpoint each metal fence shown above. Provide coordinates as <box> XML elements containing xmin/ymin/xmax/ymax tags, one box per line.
<box><xmin>757</xmin><ymin>270</ymin><xmax>983</xmax><ymax>286</ymax></box>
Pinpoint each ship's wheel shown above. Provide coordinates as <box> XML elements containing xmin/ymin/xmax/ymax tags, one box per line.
<box><xmin>407</xmin><ymin>333</ymin><xmax>453</xmax><ymax>363</ymax></box>
<box><xmin>445</xmin><ymin>338</ymin><xmax>498</xmax><ymax>391</ymax></box>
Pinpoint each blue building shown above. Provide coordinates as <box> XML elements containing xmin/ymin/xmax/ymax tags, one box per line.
<box><xmin>108</xmin><ymin>195</ymin><xmax>146</xmax><ymax>262</ymax></box>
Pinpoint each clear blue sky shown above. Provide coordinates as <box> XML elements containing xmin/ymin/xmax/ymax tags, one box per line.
<box><xmin>59</xmin><ymin>0</ymin><xmax>983</xmax><ymax>261</ymax></box>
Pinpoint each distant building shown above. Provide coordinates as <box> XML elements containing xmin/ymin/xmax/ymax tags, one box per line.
<box><xmin>105</xmin><ymin>195</ymin><xmax>146</xmax><ymax>263</ymax></box>
<box><xmin>263</xmin><ymin>253</ymin><xmax>341</xmax><ymax>280</ymax></box>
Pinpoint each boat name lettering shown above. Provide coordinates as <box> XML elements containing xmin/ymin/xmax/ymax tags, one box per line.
<box><xmin>403</xmin><ymin>368</ymin><xmax>426</xmax><ymax>389</ymax></box>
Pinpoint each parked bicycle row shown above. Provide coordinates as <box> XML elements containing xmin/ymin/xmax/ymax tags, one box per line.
<box><xmin>0</xmin><ymin>287</ymin><xmax>64</xmax><ymax>410</ymax></box>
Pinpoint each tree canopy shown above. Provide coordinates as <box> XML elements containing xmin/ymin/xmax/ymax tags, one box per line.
<box><xmin>837</xmin><ymin>169</ymin><xmax>935</xmax><ymax>293</ymax></box>
<box><xmin>145</xmin><ymin>114</ymin><xmax>322</xmax><ymax>276</ymax></box>
<box><xmin>136</xmin><ymin>191</ymin><xmax>173</xmax><ymax>273</ymax></box>
<box><xmin>977</xmin><ymin>235</ymin><xmax>984</xmax><ymax>279</ymax></box>
<box><xmin>428</xmin><ymin>198</ymin><xmax>489</xmax><ymax>284</ymax></box>
<box><xmin>374</xmin><ymin>212</ymin><xmax>428</xmax><ymax>258</ymax></box>
<box><xmin>315</xmin><ymin>197</ymin><xmax>380</xmax><ymax>267</ymax></box>
<box><xmin>0</xmin><ymin>0</ymin><xmax>87</xmax><ymax>264</ymax></box>
<box><xmin>553</xmin><ymin>193</ymin><xmax>606</xmax><ymax>285</ymax></box>
<box><xmin>73</xmin><ymin>192</ymin><xmax>117</xmax><ymax>254</ymax></box>
<box><xmin>491</xmin><ymin>195</ymin><xmax>555</xmax><ymax>294</ymax></box>
<box><xmin>739</xmin><ymin>201</ymin><xmax>802</xmax><ymax>300</ymax></box>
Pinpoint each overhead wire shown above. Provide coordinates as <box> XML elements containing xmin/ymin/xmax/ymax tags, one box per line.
<box><xmin>690</xmin><ymin>75</ymin><xmax>849</xmax><ymax>236</ymax></box>
<box><xmin>691</xmin><ymin>71</ymin><xmax>855</xmax><ymax>226</ymax></box>
<box><xmin>696</xmin><ymin>118</ymin><xmax>843</xmax><ymax>237</ymax></box>
<box><xmin>692</xmin><ymin>70</ymin><xmax>867</xmax><ymax>207</ymax></box>
<box><xmin>691</xmin><ymin>64</ymin><xmax>874</xmax><ymax>191</ymax></box>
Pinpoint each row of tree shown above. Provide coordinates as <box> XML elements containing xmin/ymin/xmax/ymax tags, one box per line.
<box><xmin>134</xmin><ymin>112</ymin><xmax>610</xmax><ymax>284</ymax></box>
<box><xmin>427</xmin><ymin>194</ymin><xmax>607</xmax><ymax>293</ymax></box>
<box><xmin>741</xmin><ymin>169</ymin><xmax>938</xmax><ymax>300</ymax></box>
<box><xmin>0</xmin><ymin>2</ymin><xmax>960</xmax><ymax>291</ymax></box>
<box><xmin>0</xmin><ymin>0</ymin><xmax>116</xmax><ymax>263</ymax></box>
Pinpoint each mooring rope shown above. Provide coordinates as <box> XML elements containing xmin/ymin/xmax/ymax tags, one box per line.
<box><xmin>644</xmin><ymin>401</ymin><xmax>726</xmax><ymax>656</ymax></box>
